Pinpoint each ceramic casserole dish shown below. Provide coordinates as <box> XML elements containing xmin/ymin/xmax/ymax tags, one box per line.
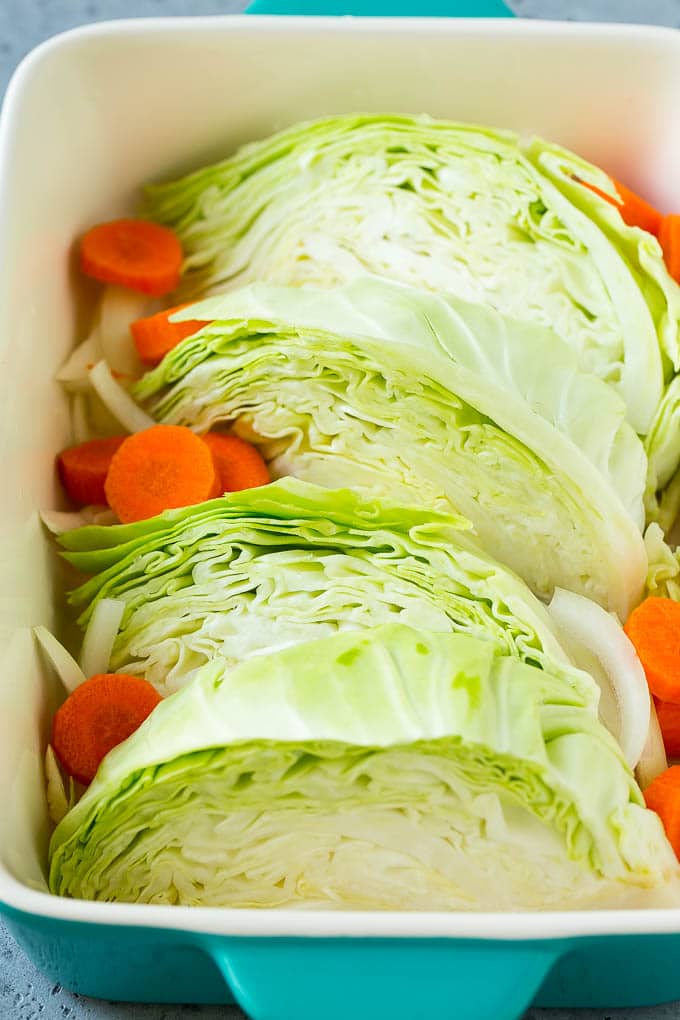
<box><xmin>1</xmin><ymin>6</ymin><xmax>680</xmax><ymax>1018</ymax></box>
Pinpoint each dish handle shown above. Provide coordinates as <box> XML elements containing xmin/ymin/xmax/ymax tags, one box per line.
<box><xmin>245</xmin><ymin>0</ymin><xmax>513</xmax><ymax>17</ymax></box>
<box><xmin>203</xmin><ymin>935</ymin><xmax>563</xmax><ymax>1020</ymax></box>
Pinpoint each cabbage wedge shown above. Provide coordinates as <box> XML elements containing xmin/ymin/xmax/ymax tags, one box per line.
<box><xmin>131</xmin><ymin>280</ymin><xmax>647</xmax><ymax>615</ymax></box>
<box><xmin>48</xmin><ymin>624</ymin><xmax>678</xmax><ymax>910</ymax></box>
<box><xmin>60</xmin><ymin>478</ymin><xmax>596</xmax><ymax>704</ymax></box>
<box><xmin>145</xmin><ymin>114</ymin><xmax>680</xmax><ymax>442</ymax></box>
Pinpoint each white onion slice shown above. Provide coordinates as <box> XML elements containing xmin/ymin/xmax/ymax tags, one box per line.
<box><xmin>79</xmin><ymin>598</ymin><xmax>125</xmax><ymax>677</ymax></box>
<box><xmin>45</xmin><ymin>745</ymin><xmax>70</xmax><ymax>825</ymax></box>
<box><xmin>89</xmin><ymin>360</ymin><xmax>154</xmax><ymax>433</ymax></box>
<box><xmin>98</xmin><ymin>286</ymin><xmax>151</xmax><ymax>377</ymax></box>
<box><xmin>33</xmin><ymin>626</ymin><xmax>86</xmax><ymax>694</ymax></box>
<box><xmin>87</xmin><ymin>392</ymin><xmax>129</xmax><ymax>436</ymax></box>
<box><xmin>41</xmin><ymin>507</ymin><xmax>119</xmax><ymax>534</ymax></box>
<box><xmin>40</xmin><ymin>509</ymin><xmax>89</xmax><ymax>534</ymax></box>
<box><xmin>548</xmin><ymin>588</ymin><xmax>649</xmax><ymax>768</ymax></box>
<box><xmin>636</xmin><ymin>700</ymin><xmax>668</xmax><ymax>791</ymax></box>
<box><xmin>88</xmin><ymin>507</ymin><xmax>118</xmax><ymax>526</ymax></box>
<box><xmin>56</xmin><ymin>332</ymin><xmax>102</xmax><ymax>392</ymax></box>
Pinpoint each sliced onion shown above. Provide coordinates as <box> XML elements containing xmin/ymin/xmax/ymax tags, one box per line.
<box><xmin>45</xmin><ymin>745</ymin><xmax>70</xmax><ymax>825</ymax></box>
<box><xmin>40</xmin><ymin>509</ymin><xmax>89</xmax><ymax>534</ymax></box>
<box><xmin>89</xmin><ymin>360</ymin><xmax>155</xmax><ymax>433</ymax></box>
<box><xmin>33</xmin><ymin>626</ymin><xmax>86</xmax><ymax>694</ymax></box>
<box><xmin>87</xmin><ymin>507</ymin><xmax>118</xmax><ymax>526</ymax></box>
<box><xmin>87</xmin><ymin>391</ymin><xmax>129</xmax><ymax>436</ymax></box>
<box><xmin>56</xmin><ymin>332</ymin><xmax>102</xmax><ymax>392</ymax></box>
<box><xmin>41</xmin><ymin>506</ymin><xmax>119</xmax><ymax>534</ymax></box>
<box><xmin>548</xmin><ymin>588</ymin><xmax>650</xmax><ymax>768</ymax></box>
<box><xmin>98</xmin><ymin>285</ymin><xmax>152</xmax><ymax>377</ymax></box>
<box><xmin>71</xmin><ymin>393</ymin><xmax>90</xmax><ymax>445</ymax></box>
<box><xmin>636</xmin><ymin>700</ymin><xmax>668</xmax><ymax>791</ymax></box>
<box><xmin>79</xmin><ymin>598</ymin><xmax>125</xmax><ymax>677</ymax></box>
<box><xmin>57</xmin><ymin>287</ymin><xmax>150</xmax><ymax>393</ymax></box>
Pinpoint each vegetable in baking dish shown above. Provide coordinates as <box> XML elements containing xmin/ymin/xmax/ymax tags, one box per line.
<box><xmin>130</xmin><ymin>277</ymin><xmax>647</xmax><ymax>616</ymax></box>
<box><xmin>48</xmin><ymin>624</ymin><xmax>678</xmax><ymax>910</ymax></box>
<box><xmin>58</xmin><ymin>477</ymin><xmax>597</xmax><ymax>702</ymax></box>
<box><xmin>40</xmin><ymin>113</ymin><xmax>680</xmax><ymax>909</ymax></box>
<box><xmin>143</xmin><ymin>114</ymin><xmax>680</xmax><ymax>523</ymax></box>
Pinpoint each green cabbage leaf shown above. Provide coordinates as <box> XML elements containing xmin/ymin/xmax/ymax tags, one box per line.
<box><xmin>60</xmin><ymin>478</ymin><xmax>596</xmax><ymax>704</ymax></box>
<box><xmin>131</xmin><ymin>280</ymin><xmax>647</xmax><ymax>615</ymax></box>
<box><xmin>145</xmin><ymin>114</ymin><xmax>679</xmax><ymax>441</ymax></box>
<box><xmin>48</xmin><ymin>624</ymin><xmax>677</xmax><ymax>910</ymax></box>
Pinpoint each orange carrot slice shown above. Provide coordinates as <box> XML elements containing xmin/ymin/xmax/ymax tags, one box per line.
<box><xmin>624</xmin><ymin>597</ymin><xmax>680</xmax><ymax>703</ymax></box>
<box><xmin>52</xmin><ymin>672</ymin><xmax>162</xmax><ymax>785</ymax></box>
<box><xmin>202</xmin><ymin>433</ymin><xmax>271</xmax><ymax>492</ymax></box>
<box><xmin>105</xmin><ymin>425</ymin><xmax>220</xmax><ymax>523</ymax></box>
<box><xmin>57</xmin><ymin>436</ymin><xmax>126</xmax><ymax>506</ymax></box>
<box><xmin>655</xmin><ymin>699</ymin><xmax>680</xmax><ymax>758</ymax></box>
<box><xmin>611</xmin><ymin>179</ymin><xmax>663</xmax><ymax>236</ymax></box>
<box><xmin>131</xmin><ymin>304</ymin><xmax>208</xmax><ymax>365</ymax></box>
<box><xmin>644</xmin><ymin>766</ymin><xmax>680</xmax><ymax>859</ymax></box>
<box><xmin>577</xmin><ymin>176</ymin><xmax>662</xmax><ymax>236</ymax></box>
<box><xmin>80</xmin><ymin>219</ymin><xmax>182</xmax><ymax>296</ymax></box>
<box><xmin>659</xmin><ymin>215</ymin><xmax>680</xmax><ymax>284</ymax></box>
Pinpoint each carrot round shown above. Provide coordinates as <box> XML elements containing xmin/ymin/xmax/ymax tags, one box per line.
<box><xmin>644</xmin><ymin>766</ymin><xmax>680</xmax><ymax>859</ymax></box>
<box><xmin>659</xmin><ymin>215</ymin><xmax>680</xmax><ymax>284</ymax></box>
<box><xmin>131</xmin><ymin>304</ymin><xmax>208</xmax><ymax>366</ymax></box>
<box><xmin>57</xmin><ymin>436</ymin><xmax>126</xmax><ymax>506</ymax></box>
<box><xmin>80</xmin><ymin>219</ymin><xmax>183</xmax><ymax>296</ymax></box>
<box><xmin>52</xmin><ymin>672</ymin><xmax>161</xmax><ymax>785</ymax></box>
<box><xmin>577</xmin><ymin>176</ymin><xmax>662</xmax><ymax>236</ymax></box>
<box><xmin>624</xmin><ymin>597</ymin><xmax>680</xmax><ymax>702</ymax></box>
<box><xmin>612</xmin><ymin>179</ymin><xmax>663</xmax><ymax>236</ymax></box>
<box><xmin>105</xmin><ymin>424</ymin><xmax>220</xmax><ymax>523</ymax></box>
<box><xmin>202</xmin><ymin>432</ymin><xmax>271</xmax><ymax>492</ymax></box>
<box><xmin>655</xmin><ymin>699</ymin><xmax>680</xmax><ymax>758</ymax></box>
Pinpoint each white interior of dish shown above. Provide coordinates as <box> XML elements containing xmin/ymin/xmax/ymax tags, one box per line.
<box><xmin>1</xmin><ymin>15</ymin><xmax>680</xmax><ymax>937</ymax></box>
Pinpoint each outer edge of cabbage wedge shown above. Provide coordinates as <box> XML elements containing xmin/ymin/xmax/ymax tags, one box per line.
<box><xmin>524</xmin><ymin>139</ymin><xmax>674</xmax><ymax>436</ymax></box>
<box><xmin>644</xmin><ymin>522</ymin><xmax>680</xmax><ymax>601</ymax></box>
<box><xmin>528</xmin><ymin>137</ymin><xmax>680</xmax><ymax>513</ymax></box>
<box><xmin>57</xmin><ymin>476</ymin><xmax>472</xmax><ymax>563</ymax></box>
<box><xmin>48</xmin><ymin>625</ymin><xmax>677</xmax><ymax>907</ymax></box>
<box><xmin>57</xmin><ymin>476</ymin><xmax>600</xmax><ymax>708</ymax></box>
<box><xmin>173</xmin><ymin>277</ymin><xmax>647</xmax><ymax>529</ymax></box>
<box><xmin>143</xmin><ymin>114</ymin><xmax>520</xmax><ymax>233</ymax></box>
<box><xmin>144</xmin><ymin>113</ymin><xmax>671</xmax><ymax>442</ymax></box>
<box><xmin>131</xmin><ymin>310</ymin><xmax>647</xmax><ymax>619</ymax></box>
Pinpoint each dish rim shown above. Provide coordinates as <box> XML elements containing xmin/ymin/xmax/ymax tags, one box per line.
<box><xmin>2</xmin><ymin>11</ymin><xmax>680</xmax><ymax>941</ymax></box>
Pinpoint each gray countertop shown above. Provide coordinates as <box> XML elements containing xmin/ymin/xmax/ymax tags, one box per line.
<box><xmin>3</xmin><ymin>1</ymin><xmax>680</xmax><ymax>1018</ymax></box>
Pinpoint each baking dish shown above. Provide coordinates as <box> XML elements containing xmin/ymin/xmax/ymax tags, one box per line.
<box><xmin>2</xmin><ymin>6</ymin><xmax>680</xmax><ymax>1017</ymax></box>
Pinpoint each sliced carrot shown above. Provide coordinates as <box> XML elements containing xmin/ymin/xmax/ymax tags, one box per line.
<box><xmin>57</xmin><ymin>436</ymin><xmax>126</xmax><ymax>506</ymax></box>
<box><xmin>611</xmin><ymin>179</ymin><xmax>663</xmax><ymax>236</ymax></box>
<box><xmin>655</xmin><ymin>699</ymin><xmax>680</xmax><ymax>759</ymax></box>
<box><xmin>202</xmin><ymin>433</ymin><xmax>271</xmax><ymax>493</ymax></box>
<box><xmin>80</xmin><ymin>219</ymin><xmax>183</xmax><ymax>296</ymax></box>
<box><xmin>659</xmin><ymin>215</ymin><xmax>680</xmax><ymax>284</ymax></box>
<box><xmin>624</xmin><ymin>597</ymin><xmax>680</xmax><ymax>703</ymax></box>
<box><xmin>577</xmin><ymin>176</ymin><xmax>663</xmax><ymax>236</ymax></box>
<box><xmin>130</xmin><ymin>303</ymin><xmax>208</xmax><ymax>365</ymax></box>
<box><xmin>105</xmin><ymin>424</ymin><xmax>220</xmax><ymax>523</ymax></box>
<box><xmin>52</xmin><ymin>672</ymin><xmax>161</xmax><ymax>785</ymax></box>
<box><xmin>644</xmin><ymin>766</ymin><xmax>680</xmax><ymax>859</ymax></box>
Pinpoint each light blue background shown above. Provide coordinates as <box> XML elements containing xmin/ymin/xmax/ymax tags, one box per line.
<box><xmin>2</xmin><ymin>1</ymin><xmax>680</xmax><ymax>1017</ymax></box>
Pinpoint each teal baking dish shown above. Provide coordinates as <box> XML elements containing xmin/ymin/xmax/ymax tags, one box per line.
<box><xmin>2</xmin><ymin>4</ymin><xmax>680</xmax><ymax>1017</ymax></box>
